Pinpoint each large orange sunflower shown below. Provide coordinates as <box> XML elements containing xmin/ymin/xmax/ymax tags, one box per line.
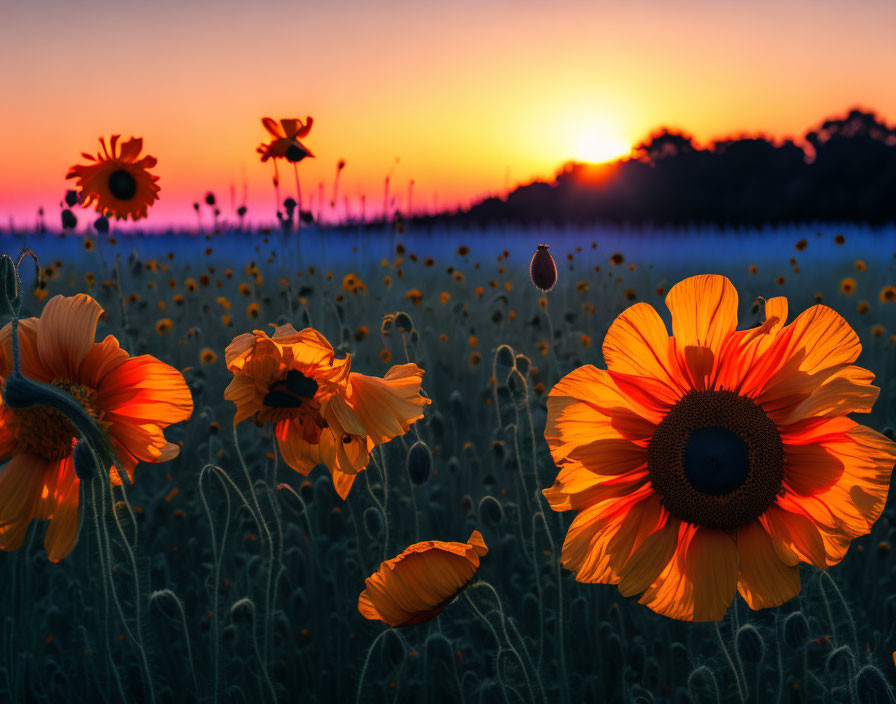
<box><xmin>257</xmin><ymin>117</ymin><xmax>314</xmax><ymax>163</ymax></box>
<box><xmin>224</xmin><ymin>324</ymin><xmax>429</xmax><ymax>498</ymax></box>
<box><xmin>0</xmin><ymin>294</ymin><xmax>192</xmax><ymax>561</ymax></box>
<box><xmin>544</xmin><ymin>274</ymin><xmax>896</xmax><ymax>621</ymax></box>
<box><xmin>358</xmin><ymin>531</ymin><xmax>488</xmax><ymax>627</ymax></box>
<box><xmin>66</xmin><ymin>136</ymin><xmax>160</xmax><ymax>221</ymax></box>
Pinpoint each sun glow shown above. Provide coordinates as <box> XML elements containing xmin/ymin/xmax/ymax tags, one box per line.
<box><xmin>574</xmin><ymin>128</ymin><xmax>631</xmax><ymax>164</ymax></box>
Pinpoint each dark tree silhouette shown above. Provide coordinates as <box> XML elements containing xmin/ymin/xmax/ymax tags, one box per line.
<box><xmin>434</xmin><ymin>107</ymin><xmax>896</xmax><ymax>227</ymax></box>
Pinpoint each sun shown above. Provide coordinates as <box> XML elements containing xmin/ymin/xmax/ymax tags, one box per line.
<box><xmin>574</xmin><ymin>128</ymin><xmax>631</xmax><ymax>164</ymax></box>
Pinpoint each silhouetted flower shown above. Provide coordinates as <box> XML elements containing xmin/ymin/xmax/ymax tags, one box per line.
<box><xmin>257</xmin><ymin>117</ymin><xmax>314</xmax><ymax>163</ymax></box>
<box><xmin>66</xmin><ymin>136</ymin><xmax>160</xmax><ymax>221</ymax></box>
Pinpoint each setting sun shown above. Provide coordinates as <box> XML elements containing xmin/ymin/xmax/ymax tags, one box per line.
<box><xmin>574</xmin><ymin>127</ymin><xmax>631</xmax><ymax>164</ymax></box>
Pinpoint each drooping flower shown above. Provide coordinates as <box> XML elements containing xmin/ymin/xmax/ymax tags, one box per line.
<box><xmin>257</xmin><ymin>117</ymin><xmax>314</xmax><ymax>163</ymax></box>
<box><xmin>358</xmin><ymin>531</ymin><xmax>488</xmax><ymax>626</ymax></box>
<box><xmin>66</xmin><ymin>136</ymin><xmax>160</xmax><ymax>221</ymax></box>
<box><xmin>543</xmin><ymin>274</ymin><xmax>896</xmax><ymax>622</ymax></box>
<box><xmin>0</xmin><ymin>294</ymin><xmax>192</xmax><ymax>561</ymax></box>
<box><xmin>224</xmin><ymin>325</ymin><xmax>429</xmax><ymax>498</ymax></box>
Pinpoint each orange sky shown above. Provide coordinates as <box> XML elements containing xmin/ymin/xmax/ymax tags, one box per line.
<box><xmin>2</xmin><ymin>0</ymin><xmax>895</xmax><ymax>227</ymax></box>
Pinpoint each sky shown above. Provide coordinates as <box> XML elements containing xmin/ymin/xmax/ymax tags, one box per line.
<box><xmin>2</xmin><ymin>0</ymin><xmax>896</xmax><ymax>228</ymax></box>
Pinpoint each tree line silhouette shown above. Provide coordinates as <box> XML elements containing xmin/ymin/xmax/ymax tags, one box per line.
<box><xmin>440</xmin><ymin>108</ymin><xmax>896</xmax><ymax>226</ymax></box>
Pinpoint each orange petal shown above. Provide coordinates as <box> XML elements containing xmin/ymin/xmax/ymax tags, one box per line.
<box><xmin>559</xmin><ymin>484</ymin><xmax>654</xmax><ymax>583</ymax></box>
<box><xmin>261</xmin><ymin>117</ymin><xmax>284</xmax><ymax>139</ymax></box>
<box><xmin>224</xmin><ymin>331</ymin><xmax>258</xmax><ymax>371</ymax></box>
<box><xmin>780</xmin><ymin>425</ymin><xmax>895</xmax><ymax>565</ymax></box>
<box><xmin>329</xmin><ymin>466</ymin><xmax>357</xmax><ymax>500</ymax></box>
<box><xmin>778</xmin><ymin>416</ymin><xmax>856</xmax><ymax>445</ymax></box>
<box><xmin>764</xmin><ymin>296</ymin><xmax>788</xmax><ymax>332</ymax></box>
<box><xmin>565</xmin><ymin>437</ymin><xmax>648</xmax><ymax>477</ymax></box>
<box><xmin>545</xmin><ymin>367</ymin><xmax>665</xmax><ymax>463</ymax></box>
<box><xmin>78</xmin><ymin>335</ymin><xmax>130</xmax><ymax>388</ymax></box>
<box><xmin>758</xmin><ymin>503</ymin><xmax>827</xmax><ymax>569</ymax></box>
<box><xmin>118</xmin><ymin>137</ymin><xmax>144</xmax><ymax>162</ymax></box>
<box><xmin>736</xmin><ymin>519</ymin><xmax>800</xmax><ymax>610</ymax></box>
<box><xmin>685</xmin><ymin>527</ymin><xmax>739</xmax><ymax>621</ymax></box>
<box><xmin>602</xmin><ymin>302</ymin><xmax>684</xmax><ymax>401</ymax></box>
<box><xmin>771</xmin><ymin>365</ymin><xmax>878</xmax><ymax>425</ymax></box>
<box><xmin>223</xmin><ymin>375</ymin><xmax>260</xmax><ymax>425</ymax></box>
<box><xmin>358</xmin><ymin>534</ymin><xmax>485</xmax><ymax>626</ymax></box>
<box><xmin>747</xmin><ymin>305</ymin><xmax>861</xmax><ymax>403</ymax></box>
<box><xmin>617</xmin><ymin>508</ymin><xmax>680</xmax><ymax>598</ymax></box>
<box><xmin>96</xmin><ymin>355</ymin><xmax>193</xmax><ymax>424</ymax></box>
<box><xmin>542</xmin><ymin>464</ymin><xmax>649</xmax><ymax>512</ymax></box>
<box><xmin>36</xmin><ymin>294</ymin><xmax>103</xmax><ymax>380</ymax></box>
<box><xmin>276</xmin><ymin>418</ymin><xmax>320</xmax><ymax>475</ymax></box>
<box><xmin>345</xmin><ymin>364</ymin><xmax>429</xmax><ymax>446</ymax></box>
<box><xmin>0</xmin><ymin>454</ymin><xmax>48</xmax><ymax>552</ymax></box>
<box><xmin>41</xmin><ymin>456</ymin><xmax>81</xmax><ymax>562</ymax></box>
<box><xmin>665</xmin><ymin>275</ymin><xmax>738</xmax><ymax>388</ymax></box>
<box><xmin>783</xmin><ymin>443</ymin><xmax>844</xmax><ymax>496</ymax></box>
<box><xmin>640</xmin><ymin>525</ymin><xmax>738</xmax><ymax>622</ymax></box>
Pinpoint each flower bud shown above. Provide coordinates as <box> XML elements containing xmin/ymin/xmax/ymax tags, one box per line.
<box><xmin>530</xmin><ymin>244</ymin><xmax>557</xmax><ymax>292</ymax></box>
<box><xmin>0</xmin><ymin>254</ymin><xmax>22</xmax><ymax>329</ymax></box>
<box><xmin>72</xmin><ymin>438</ymin><xmax>96</xmax><ymax>480</ymax></box>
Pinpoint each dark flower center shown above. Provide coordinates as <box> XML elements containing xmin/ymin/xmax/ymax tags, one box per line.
<box><xmin>108</xmin><ymin>169</ymin><xmax>137</xmax><ymax>201</ymax></box>
<box><xmin>684</xmin><ymin>427</ymin><xmax>749</xmax><ymax>494</ymax></box>
<box><xmin>263</xmin><ymin>369</ymin><xmax>319</xmax><ymax>408</ymax></box>
<box><xmin>286</xmin><ymin>144</ymin><xmax>308</xmax><ymax>163</ymax></box>
<box><xmin>647</xmin><ymin>390</ymin><xmax>784</xmax><ymax>530</ymax></box>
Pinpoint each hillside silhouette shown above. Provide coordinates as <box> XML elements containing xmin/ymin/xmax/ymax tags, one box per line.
<box><xmin>441</xmin><ymin>108</ymin><xmax>896</xmax><ymax>226</ymax></box>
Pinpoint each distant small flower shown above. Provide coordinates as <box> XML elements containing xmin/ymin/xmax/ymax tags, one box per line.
<box><xmin>405</xmin><ymin>289</ymin><xmax>423</xmax><ymax>306</ymax></box>
<box><xmin>835</xmin><ymin>234</ymin><xmax>846</xmax><ymax>245</ymax></box>
<box><xmin>358</xmin><ymin>531</ymin><xmax>488</xmax><ymax>626</ymax></box>
<box><xmin>66</xmin><ymin>136</ymin><xmax>160</xmax><ymax>221</ymax></box>
<box><xmin>841</xmin><ymin>278</ymin><xmax>856</xmax><ymax>295</ymax></box>
<box><xmin>880</xmin><ymin>286</ymin><xmax>896</xmax><ymax>303</ymax></box>
<box><xmin>855</xmin><ymin>260</ymin><xmax>867</xmax><ymax>272</ymax></box>
<box><xmin>200</xmin><ymin>348</ymin><xmax>217</xmax><ymax>365</ymax></box>
<box><xmin>155</xmin><ymin>318</ymin><xmax>174</xmax><ymax>335</ymax></box>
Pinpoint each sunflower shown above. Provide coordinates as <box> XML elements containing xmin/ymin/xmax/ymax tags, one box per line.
<box><xmin>66</xmin><ymin>136</ymin><xmax>160</xmax><ymax>221</ymax></box>
<box><xmin>0</xmin><ymin>295</ymin><xmax>192</xmax><ymax>561</ymax></box>
<box><xmin>358</xmin><ymin>531</ymin><xmax>488</xmax><ymax>627</ymax></box>
<box><xmin>543</xmin><ymin>274</ymin><xmax>895</xmax><ymax>622</ymax></box>
<box><xmin>224</xmin><ymin>325</ymin><xmax>429</xmax><ymax>499</ymax></box>
<box><xmin>257</xmin><ymin>117</ymin><xmax>314</xmax><ymax>163</ymax></box>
